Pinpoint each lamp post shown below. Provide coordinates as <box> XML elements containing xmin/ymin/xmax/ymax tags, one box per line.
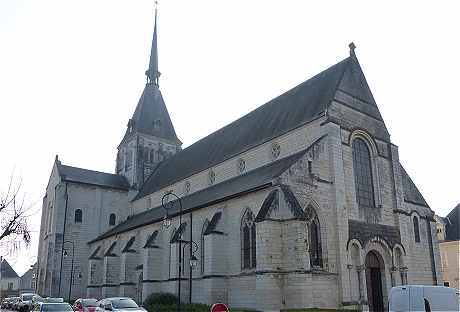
<box><xmin>182</xmin><ymin>240</ymin><xmax>199</xmax><ymax>303</ymax></box>
<box><xmin>62</xmin><ymin>240</ymin><xmax>75</xmax><ymax>303</ymax></box>
<box><xmin>161</xmin><ymin>192</ymin><xmax>199</xmax><ymax>312</ymax></box>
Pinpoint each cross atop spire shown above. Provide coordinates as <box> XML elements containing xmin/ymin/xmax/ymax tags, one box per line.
<box><xmin>349</xmin><ymin>42</ymin><xmax>356</xmax><ymax>57</ymax></box>
<box><xmin>145</xmin><ymin>2</ymin><xmax>161</xmax><ymax>85</ymax></box>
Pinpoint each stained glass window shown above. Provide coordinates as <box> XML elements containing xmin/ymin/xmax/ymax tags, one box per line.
<box><xmin>352</xmin><ymin>138</ymin><xmax>375</xmax><ymax>209</ymax></box>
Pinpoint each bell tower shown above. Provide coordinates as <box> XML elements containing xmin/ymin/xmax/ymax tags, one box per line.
<box><xmin>116</xmin><ymin>6</ymin><xmax>181</xmax><ymax>188</ymax></box>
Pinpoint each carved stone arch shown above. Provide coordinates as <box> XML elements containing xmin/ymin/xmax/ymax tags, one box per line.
<box><xmin>347</xmin><ymin>238</ymin><xmax>364</xmax><ymax>251</ymax></box>
<box><xmin>349</xmin><ymin>129</ymin><xmax>379</xmax><ymax>155</ymax></box>
<box><xmin>350</xmin><ymin>129</ymin><xmax>383</xmax><ymax>213</ymax></box>
<box><xmin>347</xmin><ymin>238</ymin><xmax>364</xmax><ymax>266</ymax></box>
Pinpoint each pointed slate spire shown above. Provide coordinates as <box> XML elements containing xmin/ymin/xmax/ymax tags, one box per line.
<box><xmin>145</xmin><ymin>4</ymin><xmax>160</xmax><ymax>85</ymax></box>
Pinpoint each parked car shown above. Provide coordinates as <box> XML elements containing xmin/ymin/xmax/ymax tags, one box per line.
<box><xmin>18</xmin><ymin>293</ymin><xmax>36</xmax><ymax>312</ymax></box>
<box><xmin>96</xmin><ymin>298</ymin><xmax>146</xmax><ymax>312</ymax></box>
<box><xmin>12</xmin><ymin>296</ymin><xmax>21</xmax><ymax>310</ymax></box>
<box><xmin>389</xmin><ymin>285</ymin><xmax>460</xmax><ymax>312</ymax></box>
<box><xmin>31</xmin><ymin>295</ymin><xmax>44</xmax><ymax>306</ymax></box>
<box><xmin>73</xmin><ymin>298</ymin><xmax>98</xmax><ymax>312</ymax></box>
<box><xmin>4</xmin><ymin>297</ymin><xmax>14</xmax><ymax>309</ymax></box>
<box><xmin>43</xmin><ymin>297</ymin><xmax>64</xmax><ymax>303</ymax></box>
<box><xmin>1</xmin><ymin>297</ymin><xmax>12</xmax><ymax>309</ymax></box>
<box><xmin>31</xmin><ymin>302</ymin><xmax>73</xmax><ymax>312</ymax></box>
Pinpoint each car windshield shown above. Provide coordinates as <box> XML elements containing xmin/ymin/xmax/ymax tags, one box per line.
<box><xmin>22</xmin><ymin>295</ymin><xmax>34</xmax><ymax>301</ymax></box>
<box><xmin>81</xmin><ymin>299</ymin><xmax>98</xmax><ymax>307</ymax></box>
<box><xmin>42</xmin><ymin>303</ymin><xmax>73</xmax><ymax>311</ymax></box>
<box><xmin>111</xmin><ymin>299</ymin><xmax>139</xmax><ymax>309</ymax></box>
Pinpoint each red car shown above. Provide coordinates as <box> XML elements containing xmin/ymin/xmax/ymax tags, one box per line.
<box><xmin>73</xmin><ymin>299</ymin><xmax>98</xmax><ymax>312</ymax></box>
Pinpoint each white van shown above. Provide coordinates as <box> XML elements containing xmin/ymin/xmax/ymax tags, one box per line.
<box><xmin>389</xmin><ymin>285</ymin><xmax>459</xmax><ymax>312</ymax></box>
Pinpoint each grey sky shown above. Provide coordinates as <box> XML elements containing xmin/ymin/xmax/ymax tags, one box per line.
<box><xmin>1</xmin><ymin>0</ymin><xmax>458</xmax><ymax>275</ymax></box>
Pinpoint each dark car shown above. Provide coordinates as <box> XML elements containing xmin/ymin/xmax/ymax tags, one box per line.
<box><xmin>31</xmin><ymin>302</ymin><xmax>74</xmax><ymax>312</ymax></box>
<box><xmin>73</xmin><ymin>298</ymin><xmax>98</xmax><ymax>312</ymax></box>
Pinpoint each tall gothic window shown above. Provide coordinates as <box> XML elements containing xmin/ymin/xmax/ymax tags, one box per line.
<box><xmin>352</xmin><ymin>138</ymin><xmax>375</xmax><ymax>209</ymax></box>
<box><xmin>74</xmin><ymin>209</ymin><xmax>82</xmax><ymax>223</ymax></box>
<box><xmin>109</xmin><ymin>213</ymin><xmax>116</xmax><ymax>226</ymax></box>
<box><xmin>413</xmin><ymin>216</ymin><xmax>420</xmax><ymax>243</ymax></box>
<box><xmin>241</xmin><ymin>209</ymin><xmax>256</xmax><ymax>269</ymax></box>
<box><xmin>126</xmin><ymin>150</ymin><xmax>133</xmax><ymax>170</ymax></box>
<box><xmin>306</xmin><ymin>205</ymin><xmax>323</xmax><ymax>267</ymax></box>
<box><xmin>201</xmin><ymin>220</ymin><xmax>209</xmax><ymax>275</ymax></box>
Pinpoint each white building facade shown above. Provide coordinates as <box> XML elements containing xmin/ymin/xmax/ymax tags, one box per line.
<box><xmin>37</xmin><ymin>13</ymin><xmax>442</xmax><ymax>312</ymax></box>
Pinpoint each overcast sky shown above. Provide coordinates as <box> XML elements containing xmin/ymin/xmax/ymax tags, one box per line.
<box><xmin>1</xmin><ymin>0</ymin><xmax>459</xmax><ymax>275</ymax></box>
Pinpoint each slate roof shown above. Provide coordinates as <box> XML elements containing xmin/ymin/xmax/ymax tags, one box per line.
<box><xmin>400</xmin><ymin>164</ymin><xmax>430</xmax><ymax>208</ymax></box>
<box><xmin>445</xmin><ymin>204</ymin><xmax>459</xmax><ymax>241</ymax></box>
<box><xmin>121</xmin><ymin>84</ymin><xmax>181</xmax><ymax>145</ymax></box>
<box><xmin>57</xmin><ymin>163</ymin><xmax>130</xmax><ymax>190</ymax></box>
<box><xmin>134</xmin><ymin>57</ymin><xmax>352</xmax><ymax>200</ymax></box>
<box><xmin>90</xmin><ymin>147</ymin><xmax>310</xmax><ymax>243</ymax></box>
<box><xmin>0</xmin><ymin>259</ymin><xmax>19</xmax><ymax>279</ymax></box>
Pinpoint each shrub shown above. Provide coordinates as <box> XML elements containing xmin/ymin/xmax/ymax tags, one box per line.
<box><xmin>143</xmin><ymin>292</ymin><xmax>178</xmax><ymax>306</ymax></box>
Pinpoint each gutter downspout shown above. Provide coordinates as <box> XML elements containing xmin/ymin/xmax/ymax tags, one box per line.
<box><xmin>58</xmin><ymin>182</ymin><xmax>69</xmax><ymax>296</ymax></box>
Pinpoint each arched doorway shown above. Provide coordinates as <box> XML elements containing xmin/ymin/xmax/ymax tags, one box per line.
<box><xmin>365</xmin><ymin>251</ymin><xmax>384</xmax><ymax>312</ymax></box>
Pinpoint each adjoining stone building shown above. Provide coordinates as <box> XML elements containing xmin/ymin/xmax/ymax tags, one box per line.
<box><xmin>0</xmin><ymin>259</ymin><xmax>20</xmax><ymax>299</ymax></box>
<box><xmin>37</xmin><ymin>10</ymin><xmax>442</xmax><ymax>312</ymax></box>
<box><xmin>436</xmin><ymin>204</ymin><xmax>459</xmax><ymax>289</ymax></box>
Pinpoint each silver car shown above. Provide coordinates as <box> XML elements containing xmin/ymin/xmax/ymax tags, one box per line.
<box><xmin>96</xmin><ymin>298</ymin><xmax>146</xmax><ymax>312</ymax></box>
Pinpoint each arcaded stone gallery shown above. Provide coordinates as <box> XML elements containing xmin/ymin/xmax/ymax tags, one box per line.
<box><xmin>36</xmin><ymin>12</ymin><xmax>442</xmax><ymax>312</ymax></box>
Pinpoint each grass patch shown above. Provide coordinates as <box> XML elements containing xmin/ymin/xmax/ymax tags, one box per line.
<box><xmin>282</xmin><ymin>309</ymin><xmax>358</xmax><ymax>312</ymax></box>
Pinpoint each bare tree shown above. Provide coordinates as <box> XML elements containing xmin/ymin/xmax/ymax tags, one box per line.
<box><xmin>0</xmin><ymin>173</ymin><xmax>31</xmax><ymax>246</ymax></box>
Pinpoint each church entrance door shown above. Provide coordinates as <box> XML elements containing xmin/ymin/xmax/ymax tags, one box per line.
<box><xmin>365</xmin><ymin>251</ymin><xmax>384</xmax><ymax>312</ymax></box>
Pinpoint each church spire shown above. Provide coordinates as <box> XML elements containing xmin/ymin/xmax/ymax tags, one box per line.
<box><xmin>145</xmin><ymin>3</ymin><xmax>160</xmax><ymax>85</ymax></box>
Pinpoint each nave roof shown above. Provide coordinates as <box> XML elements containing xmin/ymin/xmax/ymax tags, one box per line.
<box><xmin>57</xmin><ymin>162</ymin><xmax>130</xmax><ymax>190</ymax></box>
<box><xmin>90</xmin><ymin>146</ymin><xmax>311</xmax><ymax>243</ymax></box>
<box><xmin>135</xmin><ymin>57</ymin><xmax>352</xmax><ymax>200</ymax></box>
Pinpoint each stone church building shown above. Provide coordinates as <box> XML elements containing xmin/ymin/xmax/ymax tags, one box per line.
<box><xmin>37</xmin><ymin>11</ymin><xmax>442</xmax><ymax>312</ymax></box>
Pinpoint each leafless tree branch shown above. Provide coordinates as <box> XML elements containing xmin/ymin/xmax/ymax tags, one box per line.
<box><xmin>0</xmin><ymin>172</ymin><xmax>31</xmax><ymax>246</ymax></box>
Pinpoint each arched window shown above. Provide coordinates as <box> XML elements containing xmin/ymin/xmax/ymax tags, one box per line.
<box><xmin>413</xmin><ymin>216</ymin><xmax>420</xmax><ymax>243</ymax></box>
<box><xmin>201</xmin><ymin>220</ymin><xmax>209</xmax><ymax>275</ymax></box>
<box><xmin>241</xmin><ymin>209</ymin><xmax>256</xmax><ymax>269</ymax></box>
<box><xmin>306</xmin><ymin>205</ymin><xmax>323</xmax><ymax>267</ymax></box>
<box><xmin>74</xmin><ymin>209</ymin><xmax>82</xmax><ymax>223</ymax></box>
<box><xmin>352</xmin><ymin>138</ymin><xmax>375</xmax><ymax>209</ymax></box>
<box><xmin>109</xmin><ymin>213</ymin><xmax>116</xmax><ymax>226</ymax></box>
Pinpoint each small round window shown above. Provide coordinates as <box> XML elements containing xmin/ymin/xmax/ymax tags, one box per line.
<box><xmin>271</xmin><ymin>142</ymin><xmax>281</xmax><ymax>159</ymax></box>
<box><xmin>237</xmin><ymin>158</ymin><xmax>246</xmax><ymax>174</ymax></box>
<box><xmin>208</xmin><ymin>170</ymin><xmax>216</xmax><ymax>185</ymax></box>
<box><xmin>184</xmin><ymin>181</ymin><xmax>191</xmax><ymax>194</ymax></box>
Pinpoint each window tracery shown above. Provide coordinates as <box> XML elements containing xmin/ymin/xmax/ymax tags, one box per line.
<box><xmin>352</xmin><ymin>138</ymin><xmax>375</xmax><ymax>209</ymax></box>
<box><xmin>241</xmin><ymin>209</ymin><xmax>256</xmax><ymax>269</ymax></box>
<box><xmin>305</xmin><ymin>205</ymin><xmax>323</xmax><ymax>267</ymax></box>
<box><xmin>271</xmin><ymin>142</ymin><xmax>281</xmax><ymax>160</ymax></box>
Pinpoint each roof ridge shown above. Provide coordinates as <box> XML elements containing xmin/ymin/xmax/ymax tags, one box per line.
<box><xmin>59</xmin><ymin>164</ymin><xmax>122</xmax><ymax>177</ymax></box>
<box><xmin>400</xmin><ymin>163</ymin><xmax>430</xmax><ymax>208</ymax></box>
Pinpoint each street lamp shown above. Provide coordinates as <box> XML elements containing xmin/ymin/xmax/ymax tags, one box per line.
<box><xmin>161</xmin><ymin>192</ymin><xmax>199</xmax><ymax>311</ymax></box>
<box><xmin>62</xmin><ymin>241</ymin><xmax>75</xmax><ymax>303</ymax></box>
